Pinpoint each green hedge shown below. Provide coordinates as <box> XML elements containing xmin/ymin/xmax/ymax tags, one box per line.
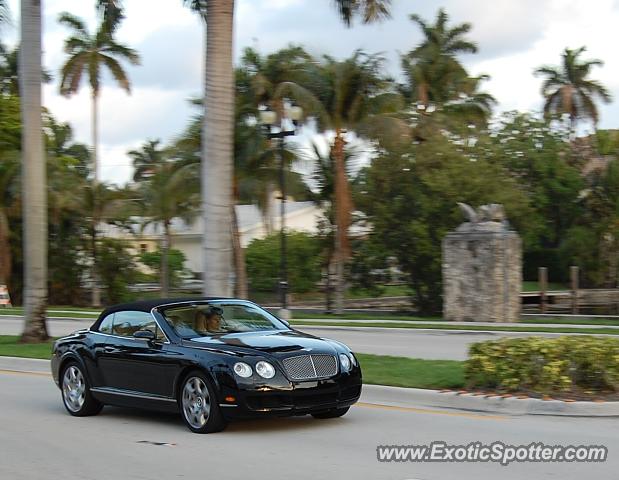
<box><xmin>465</xmin><ymin>336</ymin><xmax>619</xmax><ymax>395</ymax></box>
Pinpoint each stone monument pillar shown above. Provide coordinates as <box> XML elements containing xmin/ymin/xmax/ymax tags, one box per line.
<box><xmin>442</xmin><ymin>203</ymin><xmax>521</xmax><ymax>322</ymax></box>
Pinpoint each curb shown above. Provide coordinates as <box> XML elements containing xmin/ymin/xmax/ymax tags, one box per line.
<box><xmin>2</xmin><ymin>356</ymin><xmax>617</xmax><ymax>417</ymax></box>
<box><xmin>361</xmin><ymin>384</ymin><xmax>619</xmax><ymax>417</ymax></box>
<box><xmin>0</xmin><ymin>356</ymin><xmax>51</xmax><ymax>374</ymax></box>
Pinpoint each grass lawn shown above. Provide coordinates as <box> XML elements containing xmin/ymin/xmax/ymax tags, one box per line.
<box><xmin>291</xmin><ymin>311</ymin><xmax>443</xmax><ymax>321</ymax></box>
<box><xmin>0</xmin><ymin>336</ymin><xmax>54</xmax><ymax>359</ymax></box>
<box><xmin>0</xmin><ymin>306</ymin><xmax>99</xmax><ymax>319</ymax></box>
<box><xmin>291</xmin><ymin>312</ymin><xmax>619</xmax><ymax>326</ymax></box>
<box><xmin>357</xmin><ymin>353</ymin><xmax>465</xmax><ymax>389</ymax></box>
<box><xmin>522</xmin><ymin>281</ymin><xmax>568</xmax><ymax>292</ymax></box>
<box><xmin>291</xmin><ymin>320</ymin><xmax>619</xmax><ymax>335</ymax></box>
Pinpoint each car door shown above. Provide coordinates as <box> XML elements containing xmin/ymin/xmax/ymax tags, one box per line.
<box><xmin>84</xmin><ymin>312</ymin><xmax>115</xmax><ymax>388</ymax></box>
<box><xmin>98</xmin><ymin>310</ymin><xmax>179</xmax><ymax>398</ymax></box>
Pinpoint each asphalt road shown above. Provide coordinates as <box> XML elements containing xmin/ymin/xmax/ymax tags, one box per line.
<box><xmin>0</xmin><ymin>316</ymin><xmax>588</xmax><ymax>360</ymax></box>
<box><xmin>0</xmin><ymin>371</ymin><xmax>616</xmax><ymax>480</ymax></box>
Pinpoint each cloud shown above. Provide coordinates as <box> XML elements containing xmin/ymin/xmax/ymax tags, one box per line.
<box><xmin>128</xmin><ymin>23</ymin><xmax>203</xmax><ymax>91</ymax></box>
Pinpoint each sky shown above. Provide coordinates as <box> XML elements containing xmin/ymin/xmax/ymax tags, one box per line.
<box><xmin>4</xmin><ymin>0</ymin><xmax>619</xmax><ymax>184</ymax></box>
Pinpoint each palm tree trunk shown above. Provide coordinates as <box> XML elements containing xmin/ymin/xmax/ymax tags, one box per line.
<box><xmin>0</xmin><ymin>209</ymin><xmax>11</xmax><ymax>286</ymax></box>
<box><xmin>231</xmin><ymin>204</ymin><xmax>248</xmax><ymax>298</ymax></box>
<box><xmin>19</xmin><ymin>0</ymin><xmax>48</xmax><ymax>342</ymax></box>
<box><xmin>332</xmin><ymin>129</ymin><xmax>352</xmax><ymax>314</ymax></box>
<box><xmin>202</xmin><ymin>0</ymin><xmax>235</xmax><ymax>297</ymax></box>
<box><xmin>161</xmin><ymin>221</ymin><xmax>170</xmax><ymax>297</ymax></box>
<box><xmin>418</xmin><ymin>82</ymin><xmax>429</xmax><ymax>107</ymax></box>
<box><xmin>91</xmin><ymin>92</ymin><xmax>101</xmax><ymax>307</ymax></box>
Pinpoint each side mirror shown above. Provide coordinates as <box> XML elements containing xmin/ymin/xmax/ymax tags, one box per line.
<box><xmin>133</xmin><ymin>330</ymin><xmax>156</xmax><ymax>341</ymax></box>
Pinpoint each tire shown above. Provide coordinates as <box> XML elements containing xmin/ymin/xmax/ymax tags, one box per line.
<box><xmin>179</xmin><ymin>371</ymin><xmax>227</xmax><ymax>433</ymax></box>
<box><xmin>311</xmin><ymin>406</ymin><xmax>350</xmax><ymax>419</ymax></box>
<box><xmin>60</xmin><ymin>361</ymin><xmax>103</xmax><ymax>417</ymax></box>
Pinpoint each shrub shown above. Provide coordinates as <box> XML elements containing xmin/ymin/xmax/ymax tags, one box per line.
<box><xmin>246</xmin><ymin>231</ymin><xmax>322</xmax><ymax>293</ymax></box>
<box><xmin>139</xmin><ymin>248</ymin><xmax>188</xmax><ymax>287</ymax></box>
<box><xmin>465</xmin><ymin>336</ymin><xmax>619</xmax><ymax>395</ymax></box>
<box><xmin>97</xmin><ymin>238</ymin><xmax>138</xmax><ymax>304</ymax></box>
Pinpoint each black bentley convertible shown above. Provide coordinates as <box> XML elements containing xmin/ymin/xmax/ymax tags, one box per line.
<box><xmin>51</xmin><ymin>298</ymin><xmax>362</xmax><ymax>433</ymax></box>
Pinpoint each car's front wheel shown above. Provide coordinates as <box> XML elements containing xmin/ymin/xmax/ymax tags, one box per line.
<box><xmin>179</xmin><ymin>372</ymin><xmax>227</xmax><ymax>433</ymax></box>
<box><xmin>61</xmin><ymin>362</ymin><xmax>103</xmax><ymax>417</ymax></box>
<box><xmin>311</xmin><ymin>406</ymin><xmax>350</xmax><ymax>419</ymax></box>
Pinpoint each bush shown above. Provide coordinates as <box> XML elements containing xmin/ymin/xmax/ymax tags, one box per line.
<box><xmin>465</xmin><ymin>336</ymin><xmax>619</xmax><ymax>395</ymax></box>
<box><xmin>139</xmin><ymin>248</ymin><xmax>188</xmax><ymax>287</ymax></box>
<box><xmin>246</xmin><ymin>231</ymin><xmax>322</xmax><ymax>293</ymax></box>
<box><xmin>97</xmin><ymin>238</ymin><xmax>138</xmax><ymax>304</ymax></box>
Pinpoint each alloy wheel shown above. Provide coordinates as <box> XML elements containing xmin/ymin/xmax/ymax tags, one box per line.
<box><xmin>62</xmin><ymin>365</ymin><xmax>86</xmax><ymax>413</ymax></box>
<box><xmin>182</xmin><ymin>377</ymin><xmax>211</xmax><ymax>429</ymax></box>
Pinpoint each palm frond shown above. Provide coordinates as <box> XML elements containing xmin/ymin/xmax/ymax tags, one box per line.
<box><xmin>59</xmin><ymin>52</ymin><xmax>88</xmax><ymax>96</ymax></box>
<box><xmin>99</xmin><ymin>54</ymin><xmax>131</xmax><ymax>92</ymax></box>
<box><xmin>58</xmin><ymin>12</ymin><xmax>88</xmax><ymax>35</ymax></box>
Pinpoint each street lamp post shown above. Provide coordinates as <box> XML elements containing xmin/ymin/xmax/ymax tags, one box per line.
<box><xmin>259</xmin><ymin>104</ymin><xmax>303</xmax><ymax>320</ymax></box>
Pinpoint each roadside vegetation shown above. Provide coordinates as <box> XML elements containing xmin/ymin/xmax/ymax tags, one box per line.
<box><xmin>466</xmin><ymin>336</ymin><xmax>619</xmax><ymax>398</ymax></box>
<box><xmin>0</xmin><ymin>336</ymin><xmax>54</xmax><ymax>359</ymax></box>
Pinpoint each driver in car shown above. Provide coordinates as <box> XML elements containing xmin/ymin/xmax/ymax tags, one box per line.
<box><xmin>194</xmin><ymin>307</ymin><xmax>224</xmax><ymax>334</ymax></box>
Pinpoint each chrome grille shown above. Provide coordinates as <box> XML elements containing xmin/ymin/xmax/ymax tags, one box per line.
<box><xmin>282</xmin><ymin>354</ymin><xmax>338</xmax><ymax>380</ymax></box>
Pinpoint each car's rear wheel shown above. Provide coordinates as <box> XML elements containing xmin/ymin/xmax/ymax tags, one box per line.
<box><xmin>311</xmin><ymin>406</ymin><xmax>350</xmax><ymax>419</ymax></box>
<box><xmin>61</xmin><ymin>362</ymin><xmax>103</xmax><ymax>417</ymax></box>
<box><xmin>179</xmin><ymin>372</ymin><xmax>227</xmax><ymax>433</ymax></box>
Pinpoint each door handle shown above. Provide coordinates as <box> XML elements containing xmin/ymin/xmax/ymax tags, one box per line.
<box><xmin>104</xmin><ymin>346</ymin><xmax>115</xmax><ymax>352</ymax></box>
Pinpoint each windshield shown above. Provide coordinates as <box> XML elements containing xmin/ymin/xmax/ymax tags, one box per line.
<box><xmin>159</xmin><ymin>302</ymin><xmax>288</xmax><ymax>338</ymax></box>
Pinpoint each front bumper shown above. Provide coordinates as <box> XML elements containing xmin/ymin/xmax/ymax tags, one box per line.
<box><xmin>218</xmin><ymin>368</ymin><xmax>362</xmax><ymax>419</ymax></box>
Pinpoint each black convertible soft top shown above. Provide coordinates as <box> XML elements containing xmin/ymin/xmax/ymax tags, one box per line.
<box><xmin>96</xmin><ymin>297</ymin><xmax>231</xmax><ymax>320</ymax></box>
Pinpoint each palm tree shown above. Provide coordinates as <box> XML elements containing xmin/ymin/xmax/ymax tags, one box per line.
<box><xmin>58</xmin><ymin>12</ymin><xmax>140</xmax><ymax>183</ymax></box>
<box><xmin>333</xmin><ymin>0</ymin><xmax>391</xmax><ymax>25</ymax></box>
<box><xmin>140</xmin><ymin>162</ymin><xmax>200</xmax><ymax>297</ymax></box>
<box><xmin>129</xmin><ymin>139</ymin><xmax>166</xmax><ymax>182</ymax></box>
<box><xmin>19</xmin><ymin>0</ymin><xmax>48</xmax><ymax>342</ymax></box>
<box><xmin>237</xmin><ymin>46</ymin><xmax>314</xmax><ymax>234</ymax></box>
<box><xmin>403</xmin><ymin>8</ymin><xmax>477</xmax><ymax>108</ymax></box>
<box><xmin>277</xmin><ymin>51</ymin><xmax>397</xmax><ymax>313</ymax></box>
<box><xmin>185</xmin><ymin>0</ymin><xmax>235</xmax><ymax>297</ymax></box>
<box><xmin>534</xmin><ymin>46</ymin><xmax>612</xmax><ymax>130</ymax></box>
<box><xmin>443</xmin><ymin>75</ymin><xmax>496</xmax><ymax>122</ymax></box>
<box><xmin>183</xmin><ymin>0</ymin><xmax>392</xmax><ymax>298</ymax></box>
<box><xmin>58</xmin><ymin>12</ymin><xmax>139</xmax><ymax>306</ymax></box>
<box><xmin>171</xmin><ymin>99</ymin><xmax>309</xmax><ymax>299</ymax></box>
<box><xmin>96</xmin><ymin>0</ymin><xmax>124</xmax><ymax>32</ymax></box>
<box><xmin>45</xmin><ymin>115</ymin><xmax>91</xmax><ymax>176</ymax></box>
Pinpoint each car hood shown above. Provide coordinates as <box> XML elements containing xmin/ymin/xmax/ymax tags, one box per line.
<box><xmin>183</xmin><ymin>329</ymin><xmax>340</xmax><ymax>356</ymax></box>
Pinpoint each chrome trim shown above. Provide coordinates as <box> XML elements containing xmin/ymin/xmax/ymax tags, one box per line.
<box><xmin>219</xmin><ymin>404</ymin><xmax>238</xmax><ymax>408</ymax></box>
<box><xmin>282</xmin><ymin>354</ymin><xmax>339</xmax><ymax>381</ymax></box>
<box><xmin>90</xmin><ymin>387</ymin><xmax>176</xmax><ymax>403</ymax></box>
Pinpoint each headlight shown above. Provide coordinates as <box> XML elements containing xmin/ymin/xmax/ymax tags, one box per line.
<box><xmin>255</xmin><ymin>361</ymin><xmax>276</xmax><ymax>379</ymax></box>
<box><xmin>339</xmin><ymin>353</ymin><xmax>351</xmax><ymax>372</ymax></box>
<box><xmin>233</xmin><ymin>362</ymin><xmax>253</xmax><ymax>378</ymax></box>
<box><xmin>349</xmin><ymin>352</ymin><xmax>357</xmax><ymax>366</ymax></box>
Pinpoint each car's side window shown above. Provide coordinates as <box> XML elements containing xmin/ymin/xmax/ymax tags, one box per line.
<box><xmin>98</xmin><ymin>313</ymin><xmax>114</xmax><ymax>334</ymax></box>
<box><xmin>112</xmin><ymin>311</ymin><xmax>159</xmax><ymax>338</ymax></box>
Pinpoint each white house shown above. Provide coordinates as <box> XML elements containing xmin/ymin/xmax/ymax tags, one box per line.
<box><xmin>99</xmin><ymin>200</ymin><xmax>323</xmax><ymax>276</ymax></box>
